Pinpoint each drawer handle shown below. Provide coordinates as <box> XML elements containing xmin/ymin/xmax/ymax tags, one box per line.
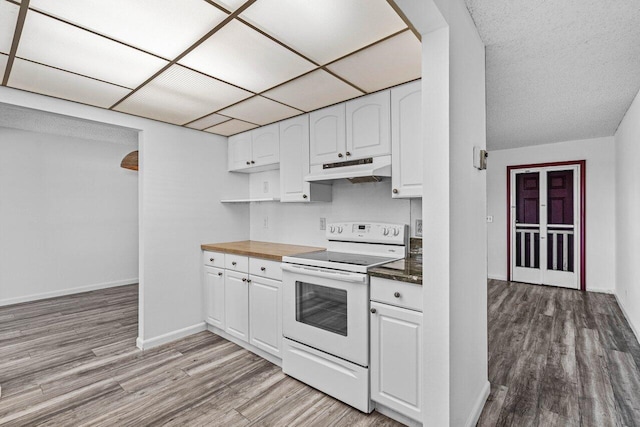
<box><xmin>370</xmin><ymin>308</ymin><xmax>377</xmax><ymax>314</ymax></box>
<box><xmin>247</xmin><ymin>279</ymin><xmax>252</xmax><ymax>283</ymax></box>
<box><xmin>260</xmin><ymin>267</ymin><xmax>266</xmax><ymax>271</ymax></box>
<box><xmin>232</xmin><ymin>261</ymin><xmax>237</xmax><ymax>266</ymax></box>
<box><xmin>246</xmin><ymin>161</ymin><xmax>251</xmax><ymax>165</ymax></box>
<box><xmin>209</xmin><ymin>258</ymin><xmax>214</xmax><ymax>262</ymax></box>
<box><xmin>394</xmin><ymin>292</ymin><xmax>401</xmax><ymax>298</ymax></box>
<box><xmin>218</xmin><ymin>272</ymin><xmax>223</xmax><ymax>276</ymax></box>
<box><xmin>338</xmin><ymin>153</ymin><xmax>343</xmax><ymax>158</ymax></box>
<box><xmin>393</xmin><ymin>188</ymin><xmax>399</xmax><ymax>194</ymax></box>
<box><xmin>242</xmin><ymin>277</ymin><xmax>247</xmax><ymax>282</ymax></box>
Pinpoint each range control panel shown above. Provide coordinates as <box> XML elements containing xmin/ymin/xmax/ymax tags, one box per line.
<box><xmin>326</xmin><ymin>222</ymin><xmax>408</xmax><ymax>245</ymax></box>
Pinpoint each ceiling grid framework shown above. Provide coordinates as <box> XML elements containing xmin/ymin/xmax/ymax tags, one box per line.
<box><xmin>0</xmin><ymin>0</ymin><xmax>421</xmax><ymax>136</ymax></box>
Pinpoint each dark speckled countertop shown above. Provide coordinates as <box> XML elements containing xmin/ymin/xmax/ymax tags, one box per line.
<box><xmin>369</xmin><ymin>255</ymin><xmax>422</xmax><ymax>285</ymax></box>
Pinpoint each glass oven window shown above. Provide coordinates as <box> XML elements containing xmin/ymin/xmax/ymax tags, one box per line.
<box><xmin>295</xmin><ymin>281</ymin><xmax>347</xmax><ymax>336</ymax></box>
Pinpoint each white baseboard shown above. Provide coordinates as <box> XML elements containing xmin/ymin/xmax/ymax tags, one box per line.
<box><xmin>487</xmin><ymin>274</ymin><xmax>507</xmax><ymax>281</ymax></box>
<box><xmin>136</xmin><ymin>322</ymin><xmax>207</xmax><ymax>350</ymax></box>
<box><xmin>615</xmin><ymin>294</ymin><xmax>640</xmax><ymax>345</ymax></box>
<box><xmin>375</xmin><ymin>404</ymin><xmax>422</xmax><ymax>427</ymax></box>
<box><xmin>587</xmin><ymin>287</ymin><xmax>615</xmax><ymax>294</ymax></box>
<box><xmin>0</xmin><ymin>278</ymin><xmax>138</xmax><ymax>307</ymax></box>
<box><xmin>465</xmin><ymin>380</ymin><xmax>491</xmax><ymax>427</ymax></box>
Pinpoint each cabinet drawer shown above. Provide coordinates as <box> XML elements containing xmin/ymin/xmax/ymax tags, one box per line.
<box><xmin>225</xmin><ymin>254</ymin><xmax>249</xmax><ymax>272</ymax></box>
<box><xmin>203</xmin><ymin>251</ymin><xmax>225</xmax><ymax>268</ymax></box>
<box><xmin>249</xmin><ymin>258</ymin><xmax>282</xmax><ymax>281</ymax></box>
<box><xmin>370</xmin><ymin>277</ymin><xmax>422</xmax><ymax>312</ymax></box>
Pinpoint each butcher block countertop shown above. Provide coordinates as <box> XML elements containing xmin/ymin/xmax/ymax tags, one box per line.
<box><xmin>201</xmin><ymin>240</ymin><xmax>325</xmax><ymax>261</ymax></box>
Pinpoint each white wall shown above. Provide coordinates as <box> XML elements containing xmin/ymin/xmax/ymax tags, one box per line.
<box><xmin>445</xmin><ymin>0</ymin><xmax>490</xmax><ymax>425</ymax></box>
<box><xmin>615</xmin><ymin>88</ymin><xmax>640</xmax><ymax>338</ymax></box>
<box><xmin>250</xmin><ymin>179</ymin><xmax>421</xmax><ymax>247</ymax></box>
<box><xmin>486</xmin><ymin>136</ymin><xmax>616</xmax><ymax>293</ymax></box>
<box><xmin>0</xmin><ymin>87</ymin><xmax>249</xmax><ymax>347</ymax></box>
<box><xmin>0</xmin><ymin>125</ymin><xmax>138</xmax><ymax>305</ymax></box>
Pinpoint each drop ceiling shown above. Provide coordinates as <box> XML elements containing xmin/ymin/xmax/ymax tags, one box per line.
<box><xmin>0</xmin><ymin>0</ymin><xmax>421</xmax><ymax>136</ymax></box>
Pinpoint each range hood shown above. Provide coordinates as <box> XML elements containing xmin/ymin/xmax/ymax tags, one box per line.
<box><xmin>304</xmin><ymin>155</ymin><xmax>391</xmax><ymax>184</ymax></box>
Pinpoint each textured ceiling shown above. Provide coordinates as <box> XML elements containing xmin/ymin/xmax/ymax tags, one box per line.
<box><xmin>465</xmin><ymin>0</ymin><xmax>640</xmax><ymax>150</ymax></box>
<box><xmin>0</xmin><ymin>0</ymin><xmax>421</xmax><ymax>136</ymax></box>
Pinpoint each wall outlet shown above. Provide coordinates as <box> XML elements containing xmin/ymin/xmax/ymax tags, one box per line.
<box><xmin>486</xmin><ymin>215</ymin><xmax>493</xmax><ymax>223</ymax></box>
<box><xmin>320</xmin><ymin>217</ymin><xmax>326</xmax><ymax>230</ymax></box>
<box><xmin>415</xmin><ymin>219</ymin><xmax>423</xmax><ymax>237</ymax></box>
<box><xmin>263</xmin><ymin>181</ymin><xmax>269</xmax><ymax>194</ymax></box>
<box><xmin>263</xmin><ymin>216</ymin><xmax>268</xmax><ymax>229</ymax></box>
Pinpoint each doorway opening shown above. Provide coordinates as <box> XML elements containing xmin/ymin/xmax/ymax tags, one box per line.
<box><xmin>507</xmin><ymin>160</ymin><xmax>586</xmax><ymax>290</ymax></box>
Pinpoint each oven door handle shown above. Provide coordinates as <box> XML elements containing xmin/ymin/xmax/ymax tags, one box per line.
<box><xmin>280</xmin><ymin>263</ymin><xmax>367</xmax><ymax>283</ymax></box>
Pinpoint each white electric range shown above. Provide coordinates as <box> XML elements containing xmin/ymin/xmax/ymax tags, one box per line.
<box><xmin>281</xmin><ymin>221</ymin><xmax>408</xmax><ymax>413</ymax></box>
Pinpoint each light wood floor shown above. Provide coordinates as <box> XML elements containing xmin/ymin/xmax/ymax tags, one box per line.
<box><xmin>477</xmin><ymin>279</ymin><xmax>640</xmax><ymax>427</ymax></box>
<box><xmin>0</xmin><ymin>284</ymin><xmax>401</xmax><ymax>426</ymax></box>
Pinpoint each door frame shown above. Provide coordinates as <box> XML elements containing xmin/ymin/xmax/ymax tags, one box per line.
<box><xmin>507</xmin><ymin>160</ymin><xmax>586</xmax><ymax>291</ymax></box>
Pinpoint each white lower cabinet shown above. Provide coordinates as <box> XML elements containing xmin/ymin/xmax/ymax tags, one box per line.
<box><xmin>249</xmin><ymin>276</ymin><xmax>282</xmax><ymax>357</ymax></box>
<box><xmin>204</xmin><ymin>266</ymin><xmax>225</xmax><ymax>329</ymax></box>
<box><xmin>224</xmin><ymin>270</ymin><xmax>249</xmax><ymax>342</ymax></box>
<box><xmin>370</xmin><ymin>288</ymin><xmax>423</xmax><ymax>422</ymax></box>
<box><xmin>204</xmin><ymin>254</ymin><xmax>283</xmax><ymax>359</ymax></box>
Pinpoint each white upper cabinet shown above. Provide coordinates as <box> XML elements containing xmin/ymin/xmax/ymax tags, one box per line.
<box><xmin>309</xmin><ymin>103</ymin><xmax>346</xmax><ymax>165</ymax></box>
<box><xmin>251</xmin><ymin>123</ymin><xmax>280</xmax><ymax>167</ymax></box>
<box><xmin>346</xmin><ymin>90</ymin><xmax>391</xmax><ymax>160</ymax></box>
<box><xmin>280</xmin><ymin>115</ymin><xmax>332</xmax><ymax>203</ymax></box>
<box><xmin>228</xmin><ymin>123</ymin><xmax>280</xmax><ymax>172</ymax></box>
<box><xmin>228</xmin><ymin>131</ymin><xmax>252</xmax><ymax>171</ymax></box>
<box><xmin>391</xmin><ymin>80</ymin><xmax>422</xmax><ymax>198</ymax></box>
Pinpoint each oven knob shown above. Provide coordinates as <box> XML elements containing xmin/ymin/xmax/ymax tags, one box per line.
<box><xmin>393</xmin><ymin>228</ymin><xmax>400</xmax><ymax>236</ymax></box>
<box><xmin>337</xmin><ymin>226</ymin><xmax>343</xmax><ymax>233</ymax></box>
<box><xmin>383</xmin><ymin>228</ymin><xmax>389</xmax><ymax>236</ymax></box>
<box><xmin>330</xmin><ymin>226</ymin><xmax>335</xmax><ymax>233</ymax></box>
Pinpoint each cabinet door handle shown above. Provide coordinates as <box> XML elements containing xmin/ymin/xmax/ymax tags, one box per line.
<box><xmin>392</xmin><ymin>188</ymin><xmax>399</xmax><ymax>194</ymax></box>
<box><xmin>209</xmin><ymin>258</ymin><xmax>214</xmax><ymax>262</ymax></box>
<box><xmin>251</xmin><ymin>160</ymin><xmax>255</xmax><ymax>164</ymax></box>
<box><xmin>260</xmin><ymin>267</ymin><xmax>266</xmax><ymax>271</ymax></box>
<box><xmin>246</xmin><ymin>161</ymin><xmax>251</xmax><ymax>165</ymax></box>
<box><xmin>370</xmin><ymin>308</ymin><xmax>377</xmax><ymax>314</ymax></box>
<box><xmin>338</xmin><ymin>153</ymin><xmax>343</xmax><ymax>158</ymax></box>
<box><xmin>242</xmin><ymin>277</ymin><xmax>247</xmax><ymax>282</ymax></box>
<box><xmin>302</xmin><ymin>194</ymin><xmax>308</xmax><ymax>199</ymax></box>
<box><xmin>218</xmin><ymin>272</ymin><xmax>223</xmax><ymax>276</ymax></box>
<box><xmin>247</xmin><ymin>279</ymin><xmax>252</xmax><ymax>283</ymax></box>
<box><xmin>232</xmin><ymin>261</ymin><xmax>237</xmax><ymax>266</ymax></box>
<box><xmin>345</xmin><ymin>151</ymin><xmax>351</xmax><ymax>157</ymax></box>
<box><xmin>394</xmin><ymin>292</ymin><xmax>401</xmax><ymax>298</ymax></box>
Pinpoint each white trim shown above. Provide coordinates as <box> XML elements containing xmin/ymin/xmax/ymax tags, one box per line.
<box><xmin>136</xmin><ymin>322</ymin><xmax>206</xmax><ymax>350</ymax></box>
<box><xmin>375</xmin><ymin>404</ymin><xmax>422</xmax><ymax>427</ymax></box>
<box><xmin>615</xmin><ymin>294</ymin><xmax>640</xmax><ymax>344</ymax></box>
<box><xmin>207</xmin><ymin>324</ymin><xmax>282</xmax><ymax>367</ymax></box>
<box><xmin>465</xmin><ymin>381</ymin><xmax>491</xmax><ymax>427</ymax></box>
<box><xmin>0</xmin><ymin>278</ymin><xmax>138</xmax><ymax>307</ymax></box>
<box><xmin>586</xmin><ymin>287</ymin><xmax>615</xmax><ymax>295</ymax></box>
<box><xmin>487</xmin><ymin>274</ymin><xmax>508</xmax><ymax>281</ymax></box>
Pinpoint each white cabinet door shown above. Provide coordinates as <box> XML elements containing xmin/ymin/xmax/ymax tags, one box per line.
<box><xmin>252</xmin><ymin>123</ymin><xmax>279</xmax><ymax>167</ymax></box>
<box><xmin>280</xmin><ymin>115</ymin><xmax>310</xmax><ymax>202</ymax></box>
<box><xmin>228</xmin><ymin>131</ymin><xmax>252</xmax><ymax>171</ymax></box>
<box><xmin>249</xmin><ymin>276</ymin><xmax>282</xmax><ymax>357</ymax></box>
<box><xmin>346</xmin><ymin>90</ymin><xmax>391</xmax><ymax>160</ymax></box>
<box><xmin>391</xmin><ymin>81</ymin><xmax>422</xmax><ymax>198</ymax></box>
<box><xmin>224</xmin><ymin>270</ymin><xmax>249</xmax><ymax>342</ymax></box>
<box><xmin>309</xmin><ymin>104</ymin><xmax>346</xmax><ymax>165</ymax></box>
<box><xmin>204</xmin><ymin>266</ymin><xmax>225</xmax><ymax>329</ymax></box>
<box><xmin>370</xmin><ymin>301</ymin><xmax>422</xmax><ymax>422</ymax></box>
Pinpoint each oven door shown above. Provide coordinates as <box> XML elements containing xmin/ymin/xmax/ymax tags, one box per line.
<box><xmin>281</xmin><ymin>263</ymin><xmax>369</xmax><ymax>367</ymax></box>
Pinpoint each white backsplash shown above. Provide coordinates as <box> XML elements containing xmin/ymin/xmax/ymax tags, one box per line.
<box><xmin>249</xmin><ymin>179</ymin><xmax>422</xmax><ymax>247</ymax></box>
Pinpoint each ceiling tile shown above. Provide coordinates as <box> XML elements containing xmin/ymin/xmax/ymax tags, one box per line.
<box><xmin>185</xmin><ymin>113</ymin><xmax>231</xmax><ymax>130</ymax></box>
<box><xmin>27</xmin><ymin>0</ymin><xmax>228</xmax><ymax>59</ymax></box>
<box><xmin>114</xmin><ymin>65</ymin><xmax>252</xmax><ymax>125</ymax></box>
<box><xmin>0</xmin><ymin>1</ymin><xmax>19</xmax><ymax>54</ymax></box>
<box><xmin>8</xmin><ymin>58</ymin><xmax>131</xmax><ymax>108</ymax></box>
<box><xmin>179</xmin><ymin>19</ymin><xmax>315</xmax><ymax>92</ymax></box>
<box><xmin>262</xmin><ymin>70</ymin><xmax>363</xmax><ymax>112</ymax></box>
<box><xmin>240</xmin><ymin>0</ymin><xmax>407</xmax><ymax>64</ymax></box>
<box><xmin>218</xmin><ymin>96</ymin><xmax>301</xmax><ymax>125</ymax></box>
<box><xmin>0</xmin><ymin>53</ymin><xmax>7</xmax><ymax>77</ymax></box>
<box><xmin>326</xmin><ymin>31</ymin><xmax>421</xmax><ymax>93</ymax></box>
<box><xmin>210</xmin><ymin>0</ymin><xmax>248</xmax><ymax>12</ymax></box>
<box><xmin>205</xmin><ymin>119</ymin><xmax>257</xmax><ymax>136</ymax></box>
<box><xmin>17</xmin><ymin>11</ymin><xmax>168</xmax><ymax>88</ymax></box>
